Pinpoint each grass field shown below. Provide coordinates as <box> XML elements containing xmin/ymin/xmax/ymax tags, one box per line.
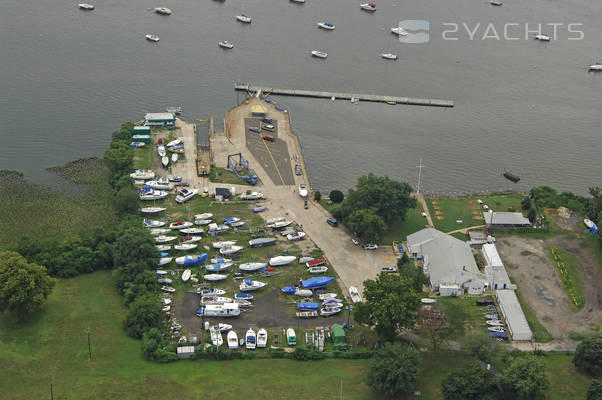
<box><xmin>210</xmin><ymin>166</ymin><xmax>257</xmax><ymax>186</ymax></box>
<box><xmin>426</xmin><ymin>194</ymin><xmax>523</xmax><ymax>233</ymax></box>
<box><xmin>549</xmin><ymin>247</ymin><xmax>585</xmax><ymax>311</ymax></box>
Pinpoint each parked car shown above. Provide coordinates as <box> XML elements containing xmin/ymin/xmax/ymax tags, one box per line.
<box><xmin>381</xmin><ymin>266</ymin><xmax>397</xmax><ymax>273</ymax></box>
<box><xmin>249</xmin><ymin>127</ymin><xmax>260</xmax><ymax>133</ymax></box>
<box><xmin>261</xmin><ymin>118</ymin><xmax>273</xmax><ymax>124</ymax></box>
<box><xmin>262</xmin><ymin>135</ymin><xmax>275</xmax><ymax>142</ymax></box>
<box><xmin>261</xmin><ymin>124</ymin><xmax>275</xmax><ymax>132</ymax></box>
<box><xmin>326</xmin><ymin>218</ymin><xmax>338</xmax><ymax>227</ymax></box>
<box><xmin>363</xmin><ymin>244</ymin><xmax>378</xmax><ymax>250</ymax></box>
<box><xmin>295</xmin><ymin>164</ymin><xmax>302</xmax><ymax>176</ymax></box>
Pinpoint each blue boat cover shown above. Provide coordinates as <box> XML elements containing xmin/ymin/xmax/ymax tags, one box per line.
<box><xmin>183</xmin><ymin>253</ymin><xmax>208</xmax><ymax>267</ymax></box>
<box><xmin>264</xmin><ymin>98</ymin><xmax>271</xmax><ymax>103</ymax></box>
<box><xmin>488</xmin><ymin>331</ymin><xmax>508</xmax><ymax>339</ymax></box>
<box><xmin>235</xmin><ymin>293</ymin><xmax>252</xmax><ymax>299</ymax></box>
<box><xmin>145</xmin><ymin>219</ymin><xmax>151</xmax><ymax>223</ymax></box>
<box><xmin>160</xmin><ymin>252</ymin><xmax>169</xmax><ymax>257</ymax></box>
<box><xmin>275</xmin><ymin>105</ymin><xmax>284</xmax><ymax>111</ymax></box>
<box><xmin>196</xmin><ymin>308</ymin><xmax>203</xmax><ymax>315</ymax></box>
<box><xmin>244</xmin><ymin>279</ymin><xmax>253</xmax><ymax>285</ymax></box>
<box><xmin>298</xmin><ymin>302</ymin><xmax>319</xmax><ymax>311</ymax></box>
<box><xmin>225</xmin><ymin>217</ymin><xmax>234</xmax><ymax>223</ymax></box>
<box><xmin>302</xmin><ymin>276</ymin><xmax>335</xmax><ymax>288</ymax></box>
<box><xmin>281</xmin><ymin>286</ymin><xmax>296</xmax><ymax>294</ymax></box>
<box><xmin>215</xmin><ymin>257</ymin><xmax>226</xmax><ymax>263</ymax></box>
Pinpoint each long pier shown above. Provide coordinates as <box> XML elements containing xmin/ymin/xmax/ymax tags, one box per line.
<box><xmin>235</xmin><ymin>83</ymin><xmax>454</xmax><ymax>108</ymax></box>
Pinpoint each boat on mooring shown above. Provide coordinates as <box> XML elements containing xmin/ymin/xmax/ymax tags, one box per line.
<box><xmin>145</xmin><ymin>34</ymin><xmax>160</xmax><ymax>42</ymax></box>
<box><xmin>391</xmin><ymin>27</ymin><xmax>408</xmax><ymax>36</ymax></box>
<box><xmin>236</xmin><ymin>13</ymin><xmax>252</xmax><ymax>23</ymax></box>
<box><xmin>360</xmin><ymin>3</ymin><xmax>376</xmax><ymax>12</ymax></box>
<box><xmin>311</xmin><ymin>50</ymin><xmax>328</xmax><ymax>59</ymax></box>
<box><xmin>154</xmin><ymin>7</ymin><xmax>172</xmax><ymax>15</ymax></box>
<box><xmin>318</xmin><ymin>22</ymin><xmax>335</xmax><ymax>30</ymax></box>
<box><xmin>219</xmin><ymin>40</ymin><xmax>234</xmax><ymax>49</ymax></box>
<box><xmin>78</xmin><ymin>3</ymin><xmax>95</xmax><ymax>10</ymax></box>
<box><xmin>381</xmin><ymin>53</ymin><xmax>398</xmax><ymax>60</ymax></box>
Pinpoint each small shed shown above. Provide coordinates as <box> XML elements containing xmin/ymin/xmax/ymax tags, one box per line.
<box><xmin>331</xmin><ymin>323</ymin><xmax>347</xmax><ymax>350</ymax></box>
<box><xmin>215</xmin><ymin>187</ymin><xmax>231</xmax><ymax>199</ymax></box>
<box><xmin>133</xmin><ymin>126</ymin><xmax>151</xmax><ymax>135</ymax></box>
<box><xmin>176</xmin><ymin>346</ymin><xmax>195</xmax><ymax>359</ymax></box>
<box><xmin>250</xmin><ymin>104</ymin><xmax>267</xmax><ymax>116</ymax></box>
<box><xmin>132</xmin><ymin>134</ymin><xmax>151</xmax><ymax>144</ymax></box>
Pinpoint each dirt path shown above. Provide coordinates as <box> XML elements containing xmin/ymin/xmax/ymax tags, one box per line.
<box><xmin>496</xmin><ymin>235</ymin><xmax>602</xmax><ymax>340</ymax></box>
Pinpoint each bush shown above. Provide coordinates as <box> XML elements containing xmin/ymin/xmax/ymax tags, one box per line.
<box><xmin>123</xmin><ymin>294</ymin><xmax>164</xmax><ymax>339</ymax></box>
<box><xmin>293</xmin><ymin>345</ymin><xmax>325</xmax><ymax>361</ymax></box>
<box><xmin>587</xmin><ymin>380</ymin><xmax>602</xmax><ymax>400</ymax></box>
<box><xmin>329</xmin><ymin>190</ymin><xmax>344</xmax><ymax>203</ymax></box>
<box><xmin>332</xmin><ymin>350</ymin><xmax>374</xmax><ymax>359</ymax></box>
<box><xmin>366</xmin><ymin>343</ymin><xmax>420</xmax><ymax>397</ymax></box>
<box><xmin>573</xmin><ymin>338</ymin><xmax>602</xmax><ymax>377</ymax></box>
<box><xmin>314</xmin><ymin>191</ymin><xmax>321</xmax><ymax>202</ymax></box>
<box><xmin>155</xmin><ymin>348</ymin><xmax>178</xmax><ymax>363</ymax></box>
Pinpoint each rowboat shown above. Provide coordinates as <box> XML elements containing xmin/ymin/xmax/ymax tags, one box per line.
<box><xmin>181</xmin><ymin>269</ymin><xmax>191</xmax><ymax>282</ymax></box>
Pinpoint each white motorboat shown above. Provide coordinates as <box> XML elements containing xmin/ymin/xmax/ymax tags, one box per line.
<box><xmin>141</xmin><ymin>206</ymin><xmax>166</xmax><ymax>214</ymax></box>
<box><xmin>486</xmin><ymin>320</ymin><xmax>505</xmax><ymax>327</ymax></box>
<box><xmin>161</xmin><ymin>286</ymin><xmax>175</xmax><ymax>293</ymax></box>
<box><xmin>236</xmin><ymin>14</ymin><xmax>252</xmax><ymax>23</ymax></box>
<box><xmin>180</xmin><ymin>227</ymin><xmax>203</xmax><ymax>235</ymax></box>
<box><xmin>211</xmin><ymin>323</ymin><xmax>232</xmax><ymax>333</ymax></box>
<box><xmin>159</xmin><ymin>146</ymin><xmax>169</xmax><ymax>158</ymax></box>
<box><xmin>391</xmin><ymin>27</ymin><xmax>408</xmax><ymax>36</ymax></box>
<box><xmin>421</xmin><ymin>298</ymin><xmax>437</xmax><ymax>304</ymax></box>
<box><xmin>174</xmin><ymin>243</ymin><xmax>198</xmax><ymax>251</ymax></box>
<box><xmin>265</xmin><ymin>217</ymin><xmax>284</xmax><ymax>225</ymax></box>
<box><xmin>267</xmin><ymin>220</ymin><xmax>293</xmax><ymax>229</ymax></box>
<box><xmin>239</xmin><ymin>279</ymin><xmax>267</xmax><ymax>292</ymax></box>
<box><xmin>220</xmin><ymin>245</ymin><xmax>243</xmax><ymax>255</ymax></box>
<box><xmin>130</xmin><ymin>169</ymin><xmax>155</xmax><ymax>180</ymax></box>
<box><xmin>227</xmin><ymin>330</ymin><xmax>238</xmax><ymax>349</ymax></box>
<box><xmin>269</xmin><ymin>255</ymin><xmax>296</xmax><ymax>266</ymax></box>
<box><xmin>320</xmin><ymin>306</ymin><xmax>342</xmax><ymax>317</ymax></box>
<box><xmin>210</xmin><ymin>328</ymin><xmax>224</xmax><ymax>346</ymax></box>
<box><xmin>360</xmin><ymin>2</ymin><xmax>376</xmax><ymax>11</ymax></box>
<box><xmin>166</xmin><ymin>106</ymin><xmax>181</xmax><ymax>115</ymax></box>
<box><xmin>257</xmin><ymin>328</ymin><xmax>268</xmax><ymax>348</ymax></box>
<box><xmin>323</xmin><ymin>298</ymin><xmax>343</xmax><ymax>306</ymax></box>
<box><xmin>206</xmin><ymin>262</ymin><xmax>234</xmax><ymax>272</ymax></box>
<box><xmin>171</xmin><ymin>153</ymin><xmax>178</xmax><ymax>164</ymax></box>
<box><xmin>349</xmin><ymin>286</ymin><xmax>362</xmax><ymax>303</ymax></box>
<box><xmin>219</xmin><ymin>40</ymin><xmax>234</xmax><ymax>49</ymax></box>
<box><xmin>162</xmin><ymin>298</ymin><xmax>172</xmax><ymax>305</ymax></box>
<box><xmin>290</xmin><ymin>0</ymin><xmax>305</xmax><ymax>3</ymax></box>
<box><xmin>240</xmin><ymin>191</ymin><xmax>264</xmax><ymax>200</ymax></box>
<box><xmin>210</xmin><ymin>257</ymin><xmax>232</xmax><ymax>264</ymax></box>
<box><xmin>154</xmin><ymin>7</ymin><xmax>172</xmax><ymax>15</ymax></box>
<box><xmin>308</xmin><ymin>266</ymin><xmax>328</xmax><ymax>274</ymax></box>
<box><xmin>161</xmin><ymin>156</ymin><xmax>169</xmax><ymax>167</ymax></box>
<box><xmin>287</xmin><ymin>232</ymin><xmax>306</xmax><ymax>241</ymax></box>
<box><xmin>155</xmin><ymin>245</ymin><xmax>171</xmax><ymax>251</ymax></box>
<box><xmin>199</xmin><ymin>288</ymin><xmax>226</xmax><ymax>297</ymax></box>
<box><xmin>535</xmin><ymin>34</ymin><xmax>550</xmax><ymax>41</ymax></box>
<box><xmin>195</xmin><ymin>213</ymin><xmax>213</xmax><ymax>220</ymax></box>
<box><xmin>245</xmin><ymin>329</ymin><xmax>256</xmax><ymax>349</ymax></box>
<box><xmin>318</xmin><ymin>292</ymin><xmax>337</xmax><ymax>300</ymax></box>
<box><xmin>381</xmin><ymin>53</ymin><xmax>398</xmax><ymax>60</ymax></box>
<box><xmin>298</xmin><ymin>184</ymin><xmax>308</xmax><ymax>198</ymax></box>
<box><xmin>140</xmin><ymin>190</ymin><xmax>168</xmax><ymax>201</ymax></box>
<box><xmin>212</xmin><ymin>240</ymin><xmax>237</xmax><ymax>249</ymax></box>
<box><xmin>155</xmin><ymin>235</ymin><xmax>177</xmax><ymax>243</ymax></box>
<box><xmin>175</xmin><ymin>188</ymin><xmax>198</xmax><ymax>203</ymax></box>
<box><xmin>203</xmin><ymin>274</ymin><xmax>228</xmax><ymax>281</ymax></box>
<box><xmin>587</xmin><ymin>63</ymin><xmax>602</xmax><ymax>72</ymax></box>
<box><xmin>78</xmin><ymin>3</ymin><xmax>95</xmax><ymax>10</ymax></box>
<box><xmin>158</xmin><ymin>257</ymin><xmax>172</xmax><ymax>266</ymax></box>
<box><xmin>169</xmin><ymin>221</ymin><xmax>193</xmax><ymax>230</ymax></box>
<box><xmin>230</xmin><ymin>221</ymin><xmax>245</xmax><ymax>228</ymax></box>
<box><xmin>294</xmin><ymin>288</ymin><xmax>313</xmax><ymax>297</ymax></box>
<box><xmin>169</xmin><ymin>176</ymin><xmax>183</xmax><ymax>182</ymax></box>
<box><xmin>195</xmin><ymin>219</ymin><xmax>212</xmax><ymax>226</ymax></box>
<box><xmin>146</xmin><ymin>180</ymin><xmax>173</xmax><ymax>190</ymax></box>
<box><xmin>584</xmin><ymin>219</ymin><xmax>597</xmax><ymax>229</ymax></box>
<box><xmin>239</xmin><ymin>262</ymin><xmax>267</xmax><ymax>271</ymax></box>
<box><xmin>144</xmin><ymin>33</ymin><xmax>159</xmax><ymax>43</ymax></box>
<box><xmin>150</xmin><ymin>229</ymin><xmax>170</xmax><ymax>237</ymax></box>
<box><xmin>167</xmin><ymin>145</ymin><xmax>183</xmax><ymax>154</ymax></box>
<box><xmin>488</xmin><ymin>326</ymin><xmax>505</xmax><ymax>332</ymax></box>
<box><xmin>201</xmin><ymin>296</ymin><xmax>233</xmax><ymax>305</ymax></box>
<box><xmin>286</xmin><ymin>328</ymin><xmax>296</xmax><ymax>346</ymax></box>
<box><xmin>144</xmin><ymin>219</ymin><xmax>165</xmax><ymax>228</ymax></box>
<box><xmin>182</xmin><ymin>269</ymin><xmax>191</xmax><ymax>282</ymax></box>
<box><xmin>311</xmin><ymin>50</ymin><xmax>328</xmax><ymax>59</ymax></box>
<box><xmin>180</xmin><ymin>236</ymin><xmax>202</xmax><ymax>244</ymax></box>
<box><xmin>318</xmin><ymin>22</ymin><xmax>335</xmax><ymax>30</ymax></box>
<box><xmin>198</xmin><ymin>303</ymin><xmax>240</xmax><ymax>317</ymax></box>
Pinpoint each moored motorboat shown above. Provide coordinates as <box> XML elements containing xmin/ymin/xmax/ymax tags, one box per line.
<box><xmin>269</xmin><ymin>255</ymin><xmax>297</xmax><ymax>266</ymax></box>
<box><xmin>311</xmin><ymin>50</ymin><xmax>328</xmax><ymax>59</ymax></box>
<box><xmin>145</xmin><ymin>34</ymin><xmax>160</xmax><ymax>42</ymax></box>
<box><xmin>154</xmin><ymin>7</ymin><xmax>172</xmax><ymax>15</ymax></box>
<box><xmin>318</xmin><ymin>22</ymin><xmax>335</xmax><ymax>30</ymax></box>
<box><xmin>236</xmin><ymin>13</ymin><xmax>252</xmax><ymax>23</ymax></box>
<box><xmin>490</xmin><ymin>0</ymin><xmax>502</xmax><ymax>5</ymax></box>
<box><xmin>219</xmin><ymin>40</ymin><xmax>234</xmax><ymax>49</ymax></box>
<box><xmin>587</xmin><ymin>63</ymin><xmax>602</xmax><ymax>72</ymax></box>
<box><xmin>78</xmin><ymin>3</ymin><xmax>95</xmax><ymax>10</ymax></box>
<box><xmin>391</xmin><ymin>27</ymin><xmax>408</xmax><ymax>36</ymax></box>
<box><xmin>381</xmin><ymin>53</ymin><xmax>398</xmax><ymax>60</ymax></box>
<box><xmin>360</xmin><ymin>2</ymin><xmax>376</xmax><ymax>11</ymax></box>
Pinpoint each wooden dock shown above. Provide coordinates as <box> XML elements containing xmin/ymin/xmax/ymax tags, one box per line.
<box><xmin>235</xmin><ymin>83</ymin><xmax>454</xmax><ymax>108</ymax></box>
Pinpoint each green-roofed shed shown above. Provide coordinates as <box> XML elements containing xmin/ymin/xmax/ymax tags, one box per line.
<box><xmin>133</xmin><ymin>126</ymin><xmax>151</xmax><ymax>135</ymax></box>
<box><xmin>331</xmin><ymin>323</ymin><xmax>347</xmax><ymax>350</ymax></box>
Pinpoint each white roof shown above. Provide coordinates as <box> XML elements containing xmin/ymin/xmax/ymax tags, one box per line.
<box><xmin>145</xmin><ymin>112</ymin><xmax>175</xmax><ymax>121</ymax></box>
<box><xmin>484</xmin><ymin>212</ymin><xmax>530</xmax><ymax>226</ymax></box>
<box><xmin>495</xmin><ymin>289</ymin><xmax>533</xmax><ymax>341</ymax></box>
<box><xmin>482</xmin><ymin>243</ymin><xmax>504</xmax><ymax>268</ymax></box>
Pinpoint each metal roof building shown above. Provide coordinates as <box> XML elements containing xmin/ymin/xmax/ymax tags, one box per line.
<box><xmin>484</xmin><ymin>212</ymin><xmax>531</xmax><ymax>229</ymax></box>
<box><xmin>407</xmin><ymin>228</ymin><xmax>487</xmax><ymax>296</ymax></box>
<box><xmin>482</xmin><ymin>243</ymin><xmax>515</xmax><ymax>290</ymax></box>
<box><xmin>495</xmin><ymin>289</ymin><xmax>533</xmax><ymax>341</ymax></box>
<box><xmin>145</xmin><ymin>112</ymin><xmax>176</xmax><ymax>126</ymax></box>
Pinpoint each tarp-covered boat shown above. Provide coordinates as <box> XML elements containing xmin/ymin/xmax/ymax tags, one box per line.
<box><xmin>302</xmin><ymin>276</ymin><xmax>335</xmax><ymax>288</ymax></box>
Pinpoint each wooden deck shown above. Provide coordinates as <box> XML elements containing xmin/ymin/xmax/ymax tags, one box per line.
<box><xmin>235</xmin><ymin>83</ymin><xmax>454</xmax><ymax>108</ymax></box>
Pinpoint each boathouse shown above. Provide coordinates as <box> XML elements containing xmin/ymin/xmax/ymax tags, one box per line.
<box><xmin>145</xmin><ymin>112</ymin><xmax>176</xmax><ymax>127</ymax></box>
<box><xmin>483</xmin><ymin>212</ymin><xmax>531</xmax><ymax>230</ymax></box>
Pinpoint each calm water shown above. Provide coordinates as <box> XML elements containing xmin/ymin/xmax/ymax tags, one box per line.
<box><xmin>1</xmin><ymin>0</ymin><xmax>601</xmax><ymax>194</ymax></box>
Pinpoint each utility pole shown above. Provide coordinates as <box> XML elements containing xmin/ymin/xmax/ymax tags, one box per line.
<box><xmin>416</xmin><ymin>158</ymin><xmax>425</xmax><ymax>194</ymax></box>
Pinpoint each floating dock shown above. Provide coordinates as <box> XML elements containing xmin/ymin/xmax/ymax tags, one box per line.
<box><xmin>235</xmin><ymin>83</ymin><xmax>454</xmax><ymax>108</ymax></box>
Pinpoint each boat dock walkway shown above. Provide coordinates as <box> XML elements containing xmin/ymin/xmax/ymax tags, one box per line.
<box><xmin>235</xmin><ymin>83</ymin><xmax>454</xmax><ymax>108</ymax></box>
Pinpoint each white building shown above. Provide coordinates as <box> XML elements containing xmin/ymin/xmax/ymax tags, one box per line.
<box><xmin>482</xmin><ymin>243</ymin><xmax>516</xmax><ymax>290</ymax></box>
<box><xmin>407</xmin><ymin>228</ymin><xmax>488</xmax><ymax>296</ymax></box>
<box><xmin>495</xmin><ymin>290</ymin><xmax>533</xmax><ymax>341</ymax></box>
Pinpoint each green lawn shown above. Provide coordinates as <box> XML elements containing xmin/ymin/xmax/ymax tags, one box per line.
<box><xmin>133</xmin><ymin>145</ymin><xmax>152</xmax><ymax>170</ymax></box>
<box><xmin>210</xmin><ymin>167</ymin><xmax>258</xmax><ymax>186</ymax></box>
<box><xmin>426</xmin><ymin>194</ymin><xmax>523</xmax><ymax>233</ymax></box>
<box><xmin>544</xmin><ymin>354</ymin><xmax>592</xmax><ymax>400</ymax></box>
<box><xmin>436</xmin><ymin>296</ymin><xmax>490</xmax><ymax>340</ymax></box>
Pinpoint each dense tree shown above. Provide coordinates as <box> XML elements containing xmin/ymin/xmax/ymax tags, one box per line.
<box><xmin>346</xmin><ymin>208</ymin><xmax>387</xmax><ymax>243</ymax></box>
<box><xmin>123</xmin><ymin>294</ymin><xmax>164</xmax><ymax>338</ymax></box>
<box><xmin>353</xmin><ymin>273</ymin><xmax>420</xmax><ymax>341</ymax></box>
<box><xmin>527</xmin><ymin>208</ymin><xmax>537</xmax><ymax>223</ymax></box>
<box><xmin>441</xmin><ymin>361</ymin><xmax>501</xmax><ymax>400</ymax></box>
<box><xmin>314</xmin><ymin>191</ymin><xmax>321</xmax><ymax>202</ymax></box>
<box><xmin>104</xmin><ymin>142</ymin><xmax>133</xmax><ymax>186</ymax></box>
<box><xmin>142</xmin><ymin>328</ymin><xmax>165</xmax><ymax>360</ymax></box>
<box><xmin>397</xmin><ymin>256</ymin><xmax>428</xmax><ymax>292</ymax></box>
<box><xmin>112</xmin><ymin>230</ymin><xmax>158</xmax><ymax>269</ymax></box>
<box><xmin>329</xmin><ymin>190</ymin><xmax>344</xmax><ymax>203</ymax></box>
<box><xmin>111</xmin><ymin>122</ymin><xmax>134</xmax><ymax>142</ymax></box>
<box><xmin>366</xmin><ymin>343</ymin><xmax>420</xmax><ymax>396</ymax></box>
<box><xmin>573</xmin><ymin>338</ymin><xmax>602</xmax><ymax>377</ymax></box>
<box><xmin>502</xmin><ymin>355</ymin><xmax>549</xmax><ymax>400</ymax></box>
<box><xmin>0</xmin><ymin>251</ymin><xmax>55</xmax><ymax>321</ymax></box>
<box><xmin>587</xmin><ymin>380</ymin><xmax>602</xmax><ymax>400</ymax></box>
<box><xmin>115</xmin><ymin>187</ymin><xmax>140</xmax><ymax>215</ymax></box>
<box><xmin>339</xmin><ymin>173</ymin><xmax>416</xmax><ymax>225</ymax></box>
<box><xmin>521</xmin><ymin>197</ymin><xmax>531</xmax><ymax>210</ymax></box>
<box><xmin>461</xmin><ymin>332</ymin><xmax>502</xmax><ymax>363</ymax></box>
